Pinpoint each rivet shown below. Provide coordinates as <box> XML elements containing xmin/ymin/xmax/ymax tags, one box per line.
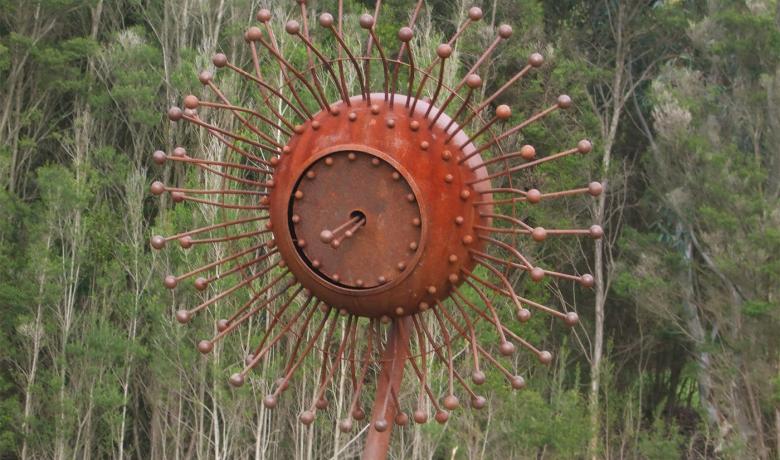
<box><xmin>386</xmin><ymin>118</ymin><xmax>396</xmax><ymax>128</ymax></box>
<box><xmin>380</xmin><ymin>315</ymin><xmax>391</xmax><ymax>324</ymax></box>
<box><xmin>297</xmin><ymin>239</ymin><xmax>307</xmax><ymax>248</ymax></box>
<box><xmin>371</xmin><ymin>104</ymin><xmax>380</xmax><ymax>114</ymax></box>
<box><xmin>339</xmin><ymin>308</ymin><xmax>348</xmax><ymax>316</ymax></box>
<box><xmin>455</xmin><ymin>216</ymin><xmax>464</xmax><ymax>225</ymax></box>
<box><xmin>392</xmin><ymin>172</ymin><xmax>400</xmax><ymax>181</ymax></box>
<box><xmin>448</xmin><ymin>273</ymin><xmax>459</xmax><ymax>283</ymax></box>
<box><xmin>409</xmin><ymin>241</ymin><xmax>418</xmax><ymax>251</ymax></box>
<box><xmin>378</xmin><ymin>276</ymin><xmax>387</xmax><ymax>284</ymax></box>
<box><xmin>442</xmin><ymin>150</ymin><xmax>452</xmax><ymax>161</ymax></box>
<box><xmin>282</xmin><ymin>145</ymin><xmax>292</xmax><ymax>154</ymax></box>
<box><xmin>448</xmin><ymin>254</ymin><xmax>458</xmax><ymax>263</ymax></box>
<box><xmin>265</xmin><ymin>221</ymin><xmax>273</xmax><ymax>229</ymax></box>
<box><xmin>412</xmin><ymin>217</ymin><xmax>421</xmax><ymax>227</ymax></box>
<box><xmin>312</xmin><ymin>259</ymin><xmax>321</xmax><ymax>268</ymax></box>
<box><xmin>462</xmin><ymin>235</ymin><xmax>473</xmax><ymax>245</ymax></box>
<box><xmin>406</xmin><ymin>194</ymin><xmax>415</xmax><ymax>203</ymax></box>
<box><xmin>325</xmin><ymin>157</ymin><xmax>334</xmax><ymax>166</ymax></box>
<box><xmin>311</xmin><ymin>120</ymin><xmax>321</xmax><ymax>130</ymax></box>
<box><xmin>444</xmin><ymin>174</ymin><xmax>454</xmax><ymax>183</ymax></box>
<box><xmin>278</xmin><ymin>259</ymin><xmax>285</xmax><ymax>267</ymax></box>
<box><xmin>349</xmin><ymin>112</ymin><xmax>357</xmax><ymax>121</ymax></box>
<box><xmin>332</xmin><ymin>273</ymin><xmax>340</xmax><ymax>281</ymax></box>
<box><xmin>356</xmin><ymin>279</ymin><xmax>364</xmax><ymax>287</ymax></box>
<box><xmin>270</xmin><ymin>157</ymin><xmax>280</xmax><ymax>166</ymax></box>
<box><xmin>419</xmin><ymin>302</ymin><xmax>429</xmax><ymax>311</ymax></box>
<box><xmin>395</xmin><ymin>307</ymin><xmax>404</xmax><ymax>316</ymax></box>
<box><xmin>397</xmin><ymin>261</ymin><xmax>406</xmax><ymax>271</ymax></box>
<box><xmin>410</xmin><ymin>120</ymin><xmax>420</xmax><ymax>131</ymax></box>
<box><xmin>295</xmin><ymin>190</ymin><xmax>304</xmax><ymax>200</ymax></box>
<box><xmin>348</xmin><ymin>152</ymin><xmax>356</xmax><ymax>161</ymax></box>
<box><xmin>293</xmin><ymin>124</ymin><xmax>305</xmax><ymax>134</ymax></box>
<box><xmin>420</xmin><ymin>141</ymin><xmax>429</xmax><ymax>150</ymax></box>
<box><xmin>371</xmin><ymin>158</ymin><xmax>380</xmax><ymax>166</ymax></box>
<box><xmin>306</xmin><ymin>170</ymin><xmax>316</xmax><ymax>179</ymax></box>
<box><xmin>460</xmin><ymin>189</ymin><xmax>471</xmax><ymax>200</ymax></box>
<box><xmin>331</xmin><ymin>106</ymin><xmax>341</xmax><ymax>116</ymax></box>
<box><xmin>292</xmin><ymin>214</ymin><xmax>301</xmax><ymax>223</ymax></box>
<box><xmin>427</xmin><ymin>285</ymin><xmax>437</xmax><ymax>294</ymax></box>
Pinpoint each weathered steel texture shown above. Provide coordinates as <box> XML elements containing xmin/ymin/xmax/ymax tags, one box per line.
<box><xmin>269</xmin><ymin>93</ymin><xmax>493</xmax><ymax>318</ymax></box>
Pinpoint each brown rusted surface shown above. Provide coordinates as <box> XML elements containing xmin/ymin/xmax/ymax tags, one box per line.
<box><xmin>269</xmin><ymin>93</ymin><xmax>493</xmax><ymax>318</ymax></box>
<box><xmin>290</xmin><ymin>150</ymin><xmax>423</xmax><ymax>289</ymax></box>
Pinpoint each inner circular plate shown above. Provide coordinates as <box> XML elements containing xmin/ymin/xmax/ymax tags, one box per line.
<box><xmin>289</xmin><ymin>150</ymin><xmax>422</xmax><ymax>289</ymax></box>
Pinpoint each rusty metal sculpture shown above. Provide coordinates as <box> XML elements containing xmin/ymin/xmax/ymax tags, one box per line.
<box><xmin>151</xmin><ymin>2</ymin><xmax>601</xmax><ymax>458</ymax></box>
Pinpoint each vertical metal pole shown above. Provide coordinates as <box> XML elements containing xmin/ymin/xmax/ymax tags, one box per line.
<box><xmin>362</xmin><ymin>317</ymin><xmax>411</xmax><ymax>460</ymax></box>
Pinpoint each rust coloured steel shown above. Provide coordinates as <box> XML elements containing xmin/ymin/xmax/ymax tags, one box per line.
<box><xmin>150</xmin><ymin>2</ymin><xmax>603</xmax><ymax>458</ymax></box>
<box><xmin>271</xmin><ymin>93</ymin><xmax>493</xmax><ymax>318</ymax></box>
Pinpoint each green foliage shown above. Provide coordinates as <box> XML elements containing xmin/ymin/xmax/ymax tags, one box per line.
<box><xmin>638</xmin><ymin>415</ymin><xmax>683</xmax><ymax>460</ymax></box>
<box><xmin>1</xmin><ymin>0</ymin><xmax>778</xmax><ymax>458</ymax></box>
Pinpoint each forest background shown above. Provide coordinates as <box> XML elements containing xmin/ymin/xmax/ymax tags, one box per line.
<box><xmin>1</xmin><ymin>0</ymin><xmax>779</xmax><ymax>459</ymax></box>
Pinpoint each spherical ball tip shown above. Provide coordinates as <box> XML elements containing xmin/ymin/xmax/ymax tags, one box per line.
<box><xmin>246</xmin><ymin>26</ymin><xmax>263</xmax><ymax>41</ymax></box>
<box><xmin>374</xmin><ymin>419</ymin><xmax>388</xmax><ymax>432</ymax></box>
<box><xmin>183</xmin><ymin>94</ymin><xmax>199</xmax><ymax>109</ymax></box>
<box><xmin>152</xmin><ymin>150</ymin><xmax>167</xmax><ymax>165</ymax></box>
<box><xmin>578</xmin><ymin>139</ymin><xmax>593</xmax><ymax>154</ymax></box>
<box><xmin>466</xmin><ymin>74</ymin><xmax>483</xmax><ymax>89</ymax></box>
<box><xmin>359</xmin><ymin>14</ymin><xmax>374</xmax><ymax>29</ymax></box>
<box><xmin>526</xmin><ymin>188</ymin><xmax>542</xmax><ymax>204</ymax></box>
<box><xmin>197</xmin><ymin>340</ymin><xmax>213</xmax><ymax>354</ymax></box>
<box><xmin>175</xmin><ymin>309</ymin><xmax>191</xmax><ymax>324</ymax></box>
<box><xmin>471</xmin><ymin>396</ymin><xmax>487</xmax><ymax>409</ymax></box>
<box><xmin>436</xmin><ymin>43</ymin><xmax>453</xmax><ymax>58</ymax></box>
<box><xmin>580</xmin><ymin>274</ymin><xmax>595</xmax><ymax>288</ymax></box>
<box><xmin>256</xmin><ymin>9</ymin><xmax>271</xmax><ymax>23</ymax></box>
<box><xmin>529</xmin><ymin>52</ymin><xmax>544</xmax><ymax>67</ymax></box>
<box><xmin>167</xmin><ymin>106</ymin><xmax>183</xmax><ymax>121</ymax></box>
<box><xmin>398</xmin><ymin>26</ymin><xmax>413</xmax><ymax>42</ymax></box>
<box><xmin>338</xmin><ymin>419</ymin><xmax>353</xmax><ymax>432</ymax></box>
<box><xmin>285</xmin><ymin>20</ymin><xmax>300</xmax><ymax>35</ymax></box>
<box><xmin>319</xmin><ymin>13</ymin><xmax>334</xmax><ymax>28</ymax></box>
<box><xmin>442</xmin><ymin>395</ymin><xmax>460</xmax><ymax>410</ymax></box>
<box><xmin>212</xmin><ymin>53</ymin><xmax>227</xmax><ymax>68</ymax></box>
<box><xmin>263</xmin><ymin>395</ymin><xmax>277</xmax><ymax>409</ymax></box>
<box><xmin>163</xmin><ymin>275</ymin><xmax>177</xmax><ymax>289</ymax></box>
<box><xmin>228</xmin><ymin>373</ymin><xmax>245</xmax><ymax>387</ymax></box>
<box><xmin>558</xmin><ymin>94</ymin><xmax>573</xmax><ymax>109</ymax></box>
<box><xmin>499</xmin><ymin>340</ymin><xmax>516</xmax><ymax>356</ymax></box>
<box><xmin>150</xmin><ymin>235</ymin><xmax>166</xmax><ymax>250</ymax></box>
<box><xmin>299</xmin><ymin>410</ymin><xmax>315</xmax><ymax>425</ymax></box>
<box><xmin>564</xmin><ymin>311</ymin><xmax>580</xmax><ymax>327</ymax></box>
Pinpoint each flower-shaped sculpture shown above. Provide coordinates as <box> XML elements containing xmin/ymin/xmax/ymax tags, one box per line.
<box><xmin>151</xmin><ymin>2</ymin><xmax>601</xmax><ymax>457</ymax></box>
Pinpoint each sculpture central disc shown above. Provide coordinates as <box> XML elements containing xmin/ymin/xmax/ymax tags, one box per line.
<box><xmin>289</xmin><ymin>150</ymin><xmax>422</xmax><ymax>289</ymax></box>
<box><xmin>268</xmin><ymin>93</ymin><xmax>494</xmax><ymax>318</ymax></box>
